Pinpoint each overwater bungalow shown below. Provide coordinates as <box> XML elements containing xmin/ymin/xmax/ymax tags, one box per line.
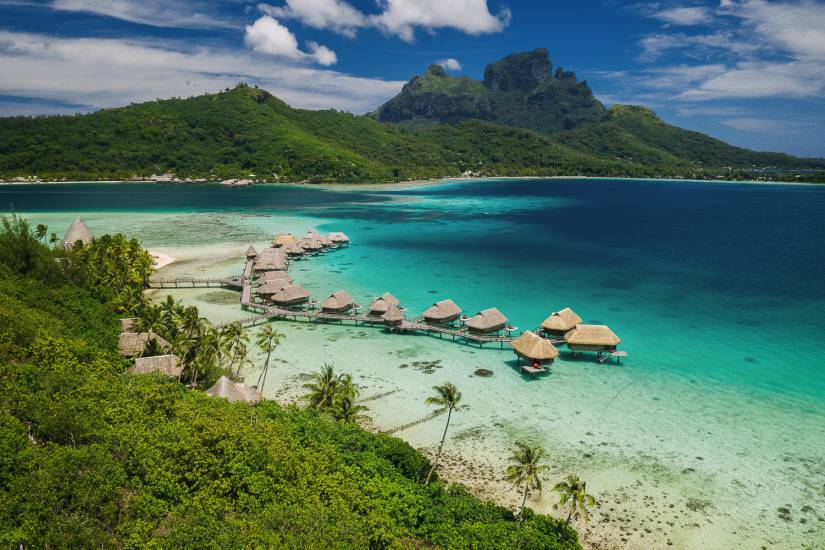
<box><xmin>541</xmin><ymin>307</ymin><xmax>583</xmax><ymax>338</ymax></box>
<box><xmin>369</xmin><ymin>292</ymin><xmax>400</xmax><ymax>316</ymax></box>
<box><xmin>281</xmin><ymin>244</ymin><xmax>306</xmax><ymax>258</ymax></box>
<box><xmin>257</xmin><ymin>270</ymin><xmax>293</xmax><ymax>285</ymax></box>
<box><xmin>272</xmin><ymin>233</ymin><xmax>298</xmax><ymax>248</ymax></box>
<box><xmin>245</xmin><ymin>245</ymin><xmax>258</xmax><ymax>259</ymax></box>
<box><xmin>328</xmin><ymin>231</ymin><xmax>350</xmax><ymax>246</ymax></box>
<box><xmin>118</xmin><ymin>332</ymin><xmax>172</xmax><ymax>357</ymax></box>
<box><xmin>382</xmin><ymin>303</ymin><xmax>404</xmax><ymax>328</ymax></box>
<box><xmin>422</xmin><ymin>299</ymin><xmax>463</xmax><ymax>325</ymax></box>
<box><xmin>298</xmin><ymin>238</ymin><xmax>323</xmax><ymax>254</ymax></box>
<box><xmin>62</xmin><ymin>216</ymin><xmax>94</xmax><ymax>248</ymax></box>
<box><xmin>320</xmin><ymin>290</ymin><xmax>355</xmax><ymax>313</ymax></box>
<box><xmin>304</xmin><ymin>230</ymin><xmax>321</xmax><ymax>240</ymax></box>
<box><xmin>127</xmin><ymin>354</ymin><xmax>183</xmax><ymax>377</ymax></box>
<box><xmin>269</xmin><ymin>284</ymin><xmax>311</xmax><ymax>308</ymax></box>
<box><xmin>464</xmin><ymin>308</ymin><xmax>509</xmax><ymax>335</ymax></box>
<box><xmin>510</xmin><ymin>331</ymin><xmax>559</xmax><ymax>374</ymax></box>
<box><xmin>206</xmin><ymin>375</ymin><xmax>261</xmax><ymax>404</ymax></box>
<box><xmin>254</xmin><ymin>257</ymin><xmax>288</xmax><ymax>272</ymax></box>
<box><xmin>319</xmin><ymin>235</ymin><xmax>333</xmax><ymax>248</ymax></box>
<box><xmin>564</xmin><ymin>325</ymin><xmax>621</xmax><ymax>358</ymax></box>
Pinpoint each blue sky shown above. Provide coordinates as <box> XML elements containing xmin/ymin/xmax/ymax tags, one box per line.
<box><xmin>0</xmin><ymin>0</ymin><xmax>823</xmax><ymax>157</ymax></box>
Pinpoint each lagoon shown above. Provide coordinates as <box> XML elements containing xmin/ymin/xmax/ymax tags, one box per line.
<box><xmin>4</xmin><ymin>178</ymin><xmax>825</xmax><ymax>549</ymax></box>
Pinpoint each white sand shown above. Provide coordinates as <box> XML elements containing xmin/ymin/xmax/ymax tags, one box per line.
<box><xmin>149</xmin><ymin>250</ymin><xmax>176</xmax><ymax>270</ymax></box>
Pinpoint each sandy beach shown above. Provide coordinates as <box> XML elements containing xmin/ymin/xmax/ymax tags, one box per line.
<box><xmin>149</xmin><ymin>250</ymin><xmax>176</xmax><ymax>270</ymax></box>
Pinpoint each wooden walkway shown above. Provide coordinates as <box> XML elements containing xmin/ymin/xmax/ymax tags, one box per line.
<box><xmin>147</xmin><ymin>276</ymin><xmax>243</xmax><ymax>289</ymax></box>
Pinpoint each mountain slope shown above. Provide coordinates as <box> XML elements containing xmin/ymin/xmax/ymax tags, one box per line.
<box><xmin>376</xmin><ymin>49</ymin><xmax>606</xmax><ymax>134</ymax></box>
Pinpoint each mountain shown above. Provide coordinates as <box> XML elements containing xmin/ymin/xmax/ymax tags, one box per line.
<box><xmin>375</xmin><ymin>48</ymin><xmax>606</xmax><ymax>134</ymax></box>
<box><xmin>0</xmin><ymin>75</ymin><xmax>823</xmax><ymax>184</ymax></box>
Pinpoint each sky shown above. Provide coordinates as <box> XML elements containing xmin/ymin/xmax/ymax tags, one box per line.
<box><xmin>0</xmin><ymin>0</ymin><xmax>823</xmax><ymax>157</ymax></box>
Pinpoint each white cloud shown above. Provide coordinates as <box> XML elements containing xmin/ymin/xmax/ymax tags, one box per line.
<box><xmin>259</xmin><ymin>0</ymin><xmax>510</xmax><ymax>42</ymax></box>
<box><xmin>653</xmin><ymin>6</ymin><xmax>712</xmax><ymax>26</ymax></box>
<box><xmin>721</xmin><ymin>0</ymin><xmax>825</xmax><ymax>57</ymax></box>
<box><xmin>436</xmin><ymin>58</ymin><xmax>462</xmax><ymax>71</ymax></box>
<box><xmin>677</xmin><ymin>60</ymin><xmax>825</xmax><ymax>100</ymax></box>
<box><xmin>719</xmin><ymin>117</ymin><xmax>785</xmax><ymax>132</ymax></box>
<box><xmin>0</xmin><ymin>30</ymin><xmax>403</xmax><ymax>114</ymax></box>
<box><xmin>372</xmin><ymin>0</ymin><xmax>511</xmax><ymax>42</ymax></box>
<box><xmin>51</xmin><ymin>0</ymin><xmax>233</xmax><ymax>29</ymax></box>
<box><xmin>244</xmin><ymin>16</ymin><xmax>336</xmax><ymax>66</ymax></box>
<box><xmin>259</xmin><ymin>0</ymin><xmax>367</xmax><ymax>38</ymax></box>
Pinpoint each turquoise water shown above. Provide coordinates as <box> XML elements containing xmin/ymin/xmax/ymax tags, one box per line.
<box><xmin>4</xmin><ymin>179</ymin><xmax>825</xmax><ymax>548</ymax></box>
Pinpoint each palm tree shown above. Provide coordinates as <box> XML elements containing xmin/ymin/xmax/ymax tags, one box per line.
<box><xmin>223</xmin><ymin>322</ymin><xmax>249</xmax><ymax>376</ymax></box>
<box><xmin>203</xmin><ymin>326</ymin><xmax>229</xmax><ymax>371</ymax></box>
<box><xmin>35</xmin><ymin>224</ymin><xmax>47</xmax><ymax>244</ymax></box>
<box><xmin>506</xmin><ymin>442</ymin><xmax>548</xmax><ymax>524</ymax></box>
<box><xmin>424</xmin><ymin>382</ymin><xmax>462</xmax><ymax>484</ymax></box>
<box><xmin>302</xmin><ymin>363</ymin><xmax>340</xmax><ymax>410</ymax></box>
<box><xmin>332</xmin><ymin>392</ymin><xmax>370</xmax><ymax>423</ymax></box>
<box><xmin>553</xmin><ymin>474</ymin><xmax>596</xmax><ymax>527</ymax></box>
<box><xmin>254</xmin><ymin>325</ymin><xmax>284</xmax><ymax>393</ymax></box>
<box><xmin>136</xmin><ymin>303</ymin><xmax>166</xmax><ymax>336</ymax></box>
<box><xmin>48</xmin><ymin>232</ymin><xmax>58</xmax><ymax>245</ymax></box>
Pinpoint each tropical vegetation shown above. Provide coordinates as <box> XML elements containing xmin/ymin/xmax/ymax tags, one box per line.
<box><xmin>0</xmin><ymin>215</ymin><xmax>581</xmax><ymax>548</ymax></box>
<box><xmin>507</xmin><ymin>442</ymin><xmax>550</xmax><ymax>524</ymax></box>
<box><xmin>424</xmin><ymin>382</ymin><xmax>462</xmax><ymax>484</ymax></box>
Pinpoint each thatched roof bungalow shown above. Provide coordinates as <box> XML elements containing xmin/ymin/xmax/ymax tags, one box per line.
<box><xmin>510</xmin><ymin>331</ymin><xmax>559</xmax><ymax>364</ymax></box>
<box><xmin>564</xmin><ymin>325</ymin><xmax>621</xmax><ymax>352</ymax></box>
<box><xmin>328</xmin><ymin>231</ymin><xmax>350</xmax><ymax>245</ymax></box>
<box><xmin>269</xmin><ymin>284</ymin><xmax>311</xmax><ymax>307</ymax></box>
<box><xmin>206</xmin><ymin>376</ymin><xmax>262</xmax><ymax>404</ymax></box>
<box><xmin>465</xmin><ymin>308</ymin><xmax>508</xmax><ymax>334</ymax></box>
<box><xmin>382</xmin><ymin>303</ymin><xmax>404</xmax><ymax>327</ymax></box>
<box><xmin>62</xmin><ymin>216</ymin><xmax>94</xmax><ymax>248</ymax></box>
<box><xmin>254</xmin><ymin>257</ymin><xmax>288</xmax><ymax>272</ymax></box>
<box><xmin>319</xmin><ymin>235</ymin><xmax>333</xmax><ymax>247</ymax></box>
<box><xmin>118</xmin><ymin>332</ymin><xmax>172</xmax><ymax>357</ymax></box>
<box><xmin>127</xmin><ymin>354</ymin><xmax>183</xmax><ymax>377</ymax></box>
<box><xmin>541</xmin><ymin>307</ymin><xmax>583</xmax><ymax>337</ymax></box>
<box><xmin>320</xmin><ymin>290</ymin><xmax>354</xmax><ymax>313</ymax></box>
<box><xmin>298</xmin><ymin>238</ymin><xmax>323</xmax><ymax>252</ymax></box>
<box><xmin>369</xmin><ymin>292</ymin><xmax>400</xmax><ymax>316</ymax></box>
<box><xmin>422</xmin><ymin>299</ymin><xmax>462</xmax><ymax>325</ymax></box>
<box><xmin>281</xmin><ymin>244</ymin><xmax>306</xmax><ymax>257</ymax></box>
<box><xmin>272</xmin><ymin>233</ymin><xmax>297</xmax><ymax>247</ymax></box>
<box><xmin>119</xmin><ymin>318</ymin><xmax>137</xmax><ymax>333</ymax></box>
<box><xmin>304</xmin><ymin>230</ymin><xmax>321</xmax><ymax>240</ymax></box>
<box><xmin>245</xmin><ymin>245</ymin><xmax>258</xmax><ymax>259</ymax></box>
<box><xmin>257</xmin><ymin>270</ymin><xmax>293</xmax><ymax>285</ymax></box>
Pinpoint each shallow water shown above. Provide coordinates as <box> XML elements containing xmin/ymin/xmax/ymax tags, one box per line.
<box><xmin>5</xmin><ymin>179</ymin><xmax>825</xmax><ymax>548</ymax></box>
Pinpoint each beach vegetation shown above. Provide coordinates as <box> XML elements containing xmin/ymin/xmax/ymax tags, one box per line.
<box><xmin>554</xmin><ymin>474</ymin><xmax>597</xmax><ymax>527</ymax></box>
<box><xmin>254</xmin><ymin>324</ymin><xmax>284</xmax><ymax>393</ymax></box>
<box><xmin>507</xmin><ymin>442</ymin><xmax>549</xmax><ymax>524</ymax></box>
<box><xmin>424</xmin><ymin>381</ymin><xmax>462</xmax><ymax>484</ymax></box>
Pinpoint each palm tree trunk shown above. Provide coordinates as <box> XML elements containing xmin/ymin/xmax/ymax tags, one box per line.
<box><xmin>425</xmin><ymin>407</ymin><xmax>452</xmax><ymax>484</ymax></box>
<box><xmin>566</xmin><ymin>509</ymin><xmax>572</xmax><ymax>524</ymax></box>
<box><xmin>258</xmin><ymin>349</ymin><xmax>272</xmax><ymax>392</ymax></box>
<box><xmin>518</xmin><ymin>483</ymin><xmax>529</xmax><ymax>526</ymax></box>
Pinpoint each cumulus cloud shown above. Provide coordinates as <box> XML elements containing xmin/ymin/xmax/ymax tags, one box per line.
<box><xmin>244</xmin><ymin>16</ymin><xmax>336</xmax><ymax>65</ymax></box>
<box><xmin>0</xmin><ymin>30</ymin><xmax>403</xmax><ymax>114</ymax></box>
<box><xmin>436</xmin><ymin>58</ymin><xmax>462</xmax><ymax>71</ymax></box>
<box><xmin>652</xmin><ymin>6</ymin><xmax>712</xmax><ymax>26</ymax></box>
<box><xmin>259</xmin><ymin>0</ymin><xmax>367</xmax><ymax>38</ymax></box>
<box><xmin>720</xmin><ymin>0</ymin><xmax>825</xmax><ymax>57</ymax></box>
<box><xmin>258</xmin><ymin>0</ymin><xmax>510</xmax><ymax>42</ymax></box>
<box><xmin>51</xmin><ymin>0</ymin><xmax>234</xmax><ymax>29</ymax></box>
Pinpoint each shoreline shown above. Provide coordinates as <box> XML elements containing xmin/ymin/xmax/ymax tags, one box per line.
<box><xmin>149</xmin><ymin>250</ymin><xmax>176</xmax><ymax>270</ymax></box>
<box><xmin>2</xmin><ymin>174</ymin><xmax>824</xmax><ymax>188</ymax></box>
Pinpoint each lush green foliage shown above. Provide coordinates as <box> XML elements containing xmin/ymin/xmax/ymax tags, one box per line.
<box><xmin>1</xmin><ymin>80</ymin><xmax>821</xmax><ymax>184</ymax></box>
<box><xmin>0</xmin><ymin>219</ymin><xmax>580</xmax><ymax>548</ymax></box>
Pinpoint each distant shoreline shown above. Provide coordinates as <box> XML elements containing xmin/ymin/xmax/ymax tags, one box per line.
<box><xmin>1</xmin><ymin>175</ymin><xmax>823</xmax><ymax>188</ymax></box>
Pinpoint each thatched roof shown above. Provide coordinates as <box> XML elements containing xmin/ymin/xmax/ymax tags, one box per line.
<box><xmin>257</xmin><ymin>280</ymin><xmax>290</xmax><ymax>296</ymax></box>
<box><xmin>127</xmin><ymin>354</ymin><xmax>183</xmax><ymax>377</ymax></box>
<box><xmin>273</xmin><ymin>233</ymin><xmax>297</xmax><ymax>247</ymax></box>
<box><xmin>328</xmin><ymin>231</ymin><xmax>350</xmax><ymax>243</ymax></box>
<box><xmin>369</xmin><ymin>292</ymin><xmax>400</xmax><ymax>314</ymax></box>
<box><xmin>206</xmin><ymin>376</ymin><xmax>262</xmax><ymax>404</ymax></box>
<box><xmin>270</xmin><ymin>284</ymin><xmax>311</xmax><ymax>305</ymax></box>
<box><xmin>258</xmin><ymin>270</ymin><xmax>293</xmax><ymax>284</ymax></box>
<box><xmin>298</xmin><ymin>238</ymin><xmax>323</xmax><ymax>251</ymax></box>
<box><xmin>319</xmin><ymin>235</ymin><xmax>333</xmax><ymax>247</ymax></box>
<box><xmin>465</xmin><ymin>308</ymin><xmax>508</xmax><ymax>333</ymax></box>
<box><xmin>321</xmin><ymin>290</ymin><xmax>354</xmax><ymax>312</ymax></box>
<box><xmin>254</xmin><ymin>257</ymin><xmax>288</xmax><ymax>271</ymax></box>
<box><xmin>564</xmin><ymin>325</ymin><xmax>621</xmax><ymax>347</ymax></box>
<box><xmin>245</xmin><ymin>245</ymin><xmax>258</xmax><ymax>258</ymax></box>
<box><xmin>304</xmin><ymin>230</ymin><xmax>321</xmax><ymax>240</ymax></box>
<box><xmin>281</xmin><ymin>244</ymin><xmax>305</xmax><ymax>255</ymax></box>
<box><xmin>119</xmin><ymin>318</ymin><xmax>137</xmax><ymax>333</ymax></box>
<box><xmin>510</xmin><ymin>331</ymin><xmax>559</xmax><ymax>361</ymax></box>
<box><xmin>422</xmin><ymin>299</ymin><xmax>462</xmax><ymax>322</ymax></box>
<box><xmin>258</xmin><ymin>247</ymin><xmax>283</xmax><ymax>256</ymax></box>
<box><xmin>62</xmin><ymin>216</ymin><xmax>94</xmax><ymax>247</ymax></box>
<box><xmin>382</xmin><ymin>303</ymin><xmax>404</xmax><ymax>323</ymax></box>
<box><xmin>542</xmin><ymin>307</ymin><xmax>582</xmax><ymax>333</ymax></box>
<box><xmin>118</xmin><ymin>332</ymin><xmax>172</xmax><ymax>357</ymax></box>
